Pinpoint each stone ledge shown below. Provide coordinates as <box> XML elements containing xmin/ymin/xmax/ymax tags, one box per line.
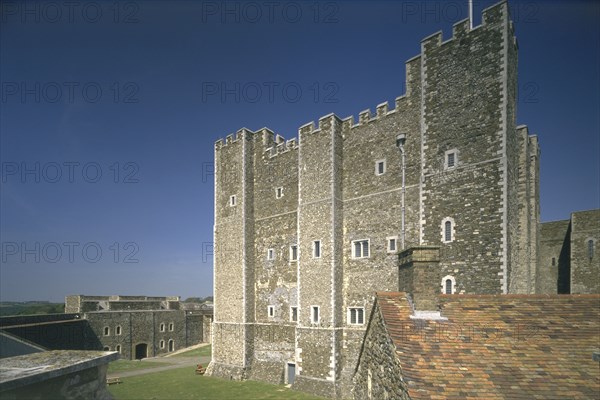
<box><xmin>0</xmin><ymin>350</ymin><xmax>118</xmax><ymax>392</ymax></box>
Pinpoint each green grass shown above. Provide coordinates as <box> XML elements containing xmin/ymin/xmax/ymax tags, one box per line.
<box><xmin>108</xmin><ymin>360</ymin><xmax>174</xmax><ymax>374</ymax></box>
<box><xmin>108</xmin><ymin>366</ymin><xmax>324</xmax><ymax>399</ymax></box>
<box><xmin>176</xmin><ymin>344</ymin><xmax>211</xmax><ymax>358</ymax></box>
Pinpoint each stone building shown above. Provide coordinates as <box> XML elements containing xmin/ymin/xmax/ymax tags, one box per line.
<box><xmin>209</xmin><ymin>2</ymin><xmax>545</xmax><ymax>398</ymax></box>
<box><xmin>537</xmin><ymin>209</ymin><xmax>600</xmax><ymax>294</ymax></box>
<box><xmin>65</xmin><ymin>295</ymin><xmax>210</xmax><ymax>360</ymax></box>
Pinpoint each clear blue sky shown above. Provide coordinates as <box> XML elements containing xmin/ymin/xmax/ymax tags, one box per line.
<box><xmin>1</xmin><ymin>0</ymin><xmax>598</xmax><ymax>302</ymax></box>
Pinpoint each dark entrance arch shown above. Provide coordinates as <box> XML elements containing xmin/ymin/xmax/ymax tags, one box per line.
<box><xmin>135</xmin><ymin>343</ymin><xmax>148</xmax><ymax>360</ymax></box>
<box><xmin>168</xmin><ymin>339</ymin><xmax>174</xmax><ymax>352</ymax></box>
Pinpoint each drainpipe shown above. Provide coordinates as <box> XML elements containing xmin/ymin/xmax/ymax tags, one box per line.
<box><xmin>396</xmin><ymin>134</ymin><xmax>407</xmax><ymax>250</ymax></box>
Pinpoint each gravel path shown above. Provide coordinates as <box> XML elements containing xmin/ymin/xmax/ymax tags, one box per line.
<box><xmin>107</xmin><ymin>356</ymin><xmax>211</xmax><ymax>379</ymax></box>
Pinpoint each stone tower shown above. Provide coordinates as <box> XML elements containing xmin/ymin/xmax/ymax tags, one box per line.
<box><xmin>209</xmin><ymin>1</ymin><xmax>540</xmax><ymax>398</ymax></box>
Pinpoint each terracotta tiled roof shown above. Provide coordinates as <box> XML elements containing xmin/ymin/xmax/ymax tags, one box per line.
<box><xmin>376</xmin><ymin>292</ymin><xmax>600</xmax><ymax>399</ymax></box>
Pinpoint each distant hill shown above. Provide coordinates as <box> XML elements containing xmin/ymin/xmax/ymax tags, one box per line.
<box><xmin>0</xmin><ymin>302</ymin><xmax>65</xmax><ymax>316</ymax></box>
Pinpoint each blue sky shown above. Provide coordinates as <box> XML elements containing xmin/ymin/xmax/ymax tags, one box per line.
<box><xmin>1</xmin><ymin>0</ymin><xmax>598</xmax><ymax>302</ymax></box>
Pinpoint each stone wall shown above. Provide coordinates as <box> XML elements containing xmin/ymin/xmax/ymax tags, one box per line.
<box><xmin>537</xmin><ymin>220</ymin><xmax>569</xmax><ymax>294</ymax></box>
<box><xmin>84</xmin><ymin>310</ymin><xmax>194</xmax><ymax>360</ymax></box>
<box><xmin>570</xmin><ymin>210</ymin><xmax>600</xmax><ymax>294</ymax></box>
<box><xmin>0</xmin><ymin>351</ymin><xmax>117</xmax><ymax>400</ymax></box>
<box><xmin>353</xmin><ymin>302</ymin><xmax>410</xmax><ymax>400</ymax></box>
<box><xmin>2</xmin><ymin>320</ymin><xmax>98</xmax><ymax>351</ymax></box>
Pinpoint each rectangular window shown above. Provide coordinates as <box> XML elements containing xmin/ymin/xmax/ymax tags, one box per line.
<box><xmin>267</xmin><ymin>248</ymin><xmax>275</xmax><ymax>260</ymax></box>
<box><xmin>387</xmin><ymin>237</ymin><xmax>398</xmax><ymax>253</ymax></box>
<box><xmin>290</xmin><ymin>306</ymin><xmax>298</xmax><ymax>322</ymax></box>
<box><xmin>313</xmin><ymin>241</ymin><xmax>321</xmax><ymax>258</ymax></box>
<box><xmin>311</xmin><ymin>306</ymin><xmax>320</xmax><ymax>324</ymax></box>
<box><xmin>348</xmin><ymin>308</ymin><xmax>364</xmax><ymax>325</ymax></box>
<box><xmin>375</xmin><ymin>159</ymin><xmax>386</xmax><ymax>176</ymax></box>
<box><xmin>229</xmin><ymin>195</ymin><xmax>236</xmax><ymax>206</ymax></box>
<box><xmin>352</xmin><ymin>239</ymin><xmax>370</xmax><ymax>258</ymax></box>
<box><xmin>290</xmin><ymin>245</ymin><xmax>298</xmax><ymax>262</ymax></box>
<box><xmin>268</xmin><ymin>306</ymin><xmax>275</xmax><ymax>318</ymax></box>
<box><xmin>447</xmin><ymin>152</ymin><xmax>455</xmax><ymax>168</ymax></box>
<box><xmin>276</xmin><ymin>187</ymin><xmax>283</xmax><ymax>198</ymax></box>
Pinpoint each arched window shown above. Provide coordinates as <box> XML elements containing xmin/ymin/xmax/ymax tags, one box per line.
<box><xmin>116</xmin><ymin>326</ymin><xmax>121</xmax><ymax>335</ymax></box>
<box><xmin>441</xmin><ymin>275</ymin><xmax>456</xmax><ymax>294</ymax></box>
<box><xmin>441</xmin><ymin>217</ymin><xmax>455</xmax><ymax>243</ymax></box>
<box><xmin>103</xmin><ymin>326</ymin><xmax>110</xmax><ymax>336</ymax></box>
<box><xmin>588</xmin><ymin>239</ymin><xmax>595</xmax><ymax>260</ymax></box>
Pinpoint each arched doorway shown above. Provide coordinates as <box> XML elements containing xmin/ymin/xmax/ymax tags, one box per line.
<box><xmin>168</xmin><ymin>339</ymin><xmax>174</xmax><ymax>352</ymax></box>
<box><xmin>135</xmin><ymin>343</ymin><xmax>148</xmax><ymax>360</ymax></box>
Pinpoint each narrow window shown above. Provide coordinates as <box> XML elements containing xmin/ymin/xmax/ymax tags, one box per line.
<box><xmin>267</xmin><ymin>248</ymin><xmax>275</xmax><ymax>261</ymax></box>
<box><xmin>276</xmin><ymin>187</ymin><xmax>283</xmax><ymax>199</ymax></box>
<box><xmin>160</xmin><ymin>323</ymin><xmax>165</xmax><ymax>332</ymax></box>
<box><xmin>313</xmin><ymin>241</ymin><xmax>321</xmax><ymax>258</ymax></box>
<box><xmin>311</xmin><ymin>306</ymin><xmax>320</xmax><ymax>324</ymax></box>
<box><xmin>387</xmin><ymin>237</ymin><xmax>398</xmax><ymax>253</ymax></box>
<box><xmin>169</xmin><ymin>323</ymin><xmax>174</xmax><ymax>331</ymax></box>
<box><xmin>441</xmin><ymin>275</ymin><xmax>456</xmax><ymax>294</ymax></box>
<box><xmin>116</xmin><ymin>345</ymin><xmax>121</xmax><ymax>353</ymax></box>
<box><xmin>445</xmin><ymin>221</ymin><xmax>452</xmax><ymax>242</ymax></box>
<box><xmin>588</xmin><ymin>239</ymin><xmax>594</xmax><ymax>260</ymax></box>
<box><xmin>116</xmin><ymin>326</ymin><xmax>121</xmax><ymax>335</ymax></box>
<box><xmin>348</xmin><ymin>308</ymin><xmax>364</xmax><ymax>325</ymax></box>
<box><xmin>103</xmin><ymin>326</ymin><xmax>110</xmax><ymax>336</ymax></box>
<box><xmin>552</xmin><ymin>257</ymin><xmax>556</xmax><ymax>266</ymax></box>
<box><xmin>290</xmin><ymin>306</ymin><xmax>298</xmax><ymax>322</ymax></box>
<box><xmin>447</xmin><ymin>152</ymin><xmax>455</xmax><ymax>168</ymax></box>
<box><xmin>375</xmin><ymin>159</ymin><xmax>386</xmax><ymax>176</ymax></box>
<box><xmin>290</xmin><ymin>245</ymin><xmax>298</xmax><ymax>262</ymax></box>
<box><xmin>268</xmin><ymin>306</ymin><xmax>275</xmax><ymax>318</ymax></box>
<box><xmin>352</xmin><ymin>240</ymin><xmax>370</xmax><ymax>258</ymax></box>
<box><xmin>444</xmin><ymin>149</ymin><xmax>459</xmax><ymax>170</ymax></box>
<box><xmin>229</xmin><ymin>195</ymin><xmax>236</xmax><ymax>206</ymax></box>
<box><xmin>160</xmin><ymin>340</ymin><xmax>165</xmax><ymax>349</ymax></box>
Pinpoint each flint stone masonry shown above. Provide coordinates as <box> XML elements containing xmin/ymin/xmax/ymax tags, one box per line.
<box><xmin>210</xmin><ymin>2</ymin><xmax>546</xmax><ymax>398</ymax></box>
<box><xmin>0</xmin><ymin>350</ymin><xmax>118</xmax><ymax>400</ymax></box>
<box><xmin>537</xmin><ymin>210</ymin><xmax>600</xmax><ymax>294</ymax></box>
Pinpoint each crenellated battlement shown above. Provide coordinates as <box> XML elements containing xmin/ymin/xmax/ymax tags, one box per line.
<box><xmin>265</xmin><ymin>137</ymin><xmax>298</xmax><ymax>158</ymax></box>
<box><xmin>215</xmin><ymin>128</ymin><xmax>249</xmax><ymax>150</ymax></box>
<box><xmin>421</xmin><ymin>0</ymin><xmax>510</xmax><ymax>50</ymax></box>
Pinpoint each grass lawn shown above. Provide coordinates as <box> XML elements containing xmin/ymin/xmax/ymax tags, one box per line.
<box><xmin>108</xmin><ymin>366</ymin><xmax>324</xmax><ymax>399</ymax></box>
<box><xmin>108</xmin><ymin>359</ymin><xmax>174</xmax><ymax>374</ymax></box>
<box><xmin>176</xmin><ymin>344</ymin><xmax>211</xmax><ymax>358</ymax></box>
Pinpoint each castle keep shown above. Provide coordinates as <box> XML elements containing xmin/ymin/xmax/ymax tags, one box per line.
<box><xmin>209</xmin><ymin>2</ymin><xmax>543</xmax><ymax>398</ymax></box>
